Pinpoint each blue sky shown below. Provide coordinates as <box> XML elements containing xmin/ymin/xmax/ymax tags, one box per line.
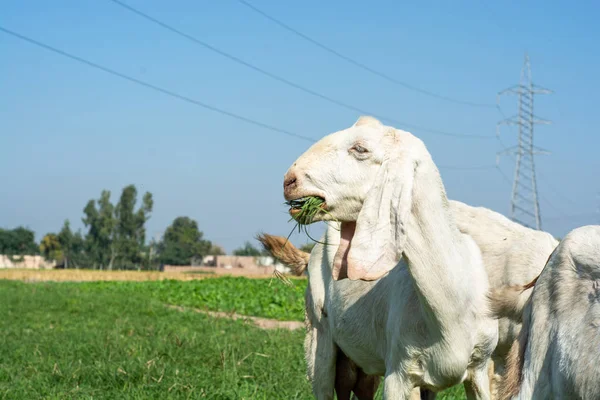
<box><xmin>1</xmin><ymin>0</ymin><xmax>598</xmax><ymax>252</ymax></box>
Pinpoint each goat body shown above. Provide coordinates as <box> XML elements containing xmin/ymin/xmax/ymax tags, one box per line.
<box><xmin>449</xmin><ymin>200</ymin><xmax>558</xmax><ymax>384</ymax></box>
<box><xmin>493</xmin><ymin>225</ymin><xmax>600</xmax><ymax>399</ymax></box>
<box><xmin>305</xmin><ymin>224</ymin><xmax>497</xmax><ymax>398</ymax></box>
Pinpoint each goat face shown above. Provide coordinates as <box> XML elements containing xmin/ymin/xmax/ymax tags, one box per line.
<box><xmin>283</xmin><ymin>116</ymin><xmax>389</xmax><ymax>223</ymax></box>
<box><xmin>283</xmin><ymin>116</ymin><xmax>427</xmax><ymax>282</ymax></box>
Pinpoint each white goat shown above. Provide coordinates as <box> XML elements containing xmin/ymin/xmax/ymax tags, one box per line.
<box><xmin>449</xmin><ymin>200</ymin><xmax>559</xmax><ymax>386</ymax></box>
<box><xmin>276</xmin><ymin>116</ymin><xmax>498</xmax><ymax>399</ymax></box>
<box><xmin>490</xmin><ymin>225</ymin><xmax>600</xmax><ymax>399</ymax></box>
<box><xmin>260</xmin><ymin>200</ymin><xmax>557</xmax><ymax>399</ymax></box>
<box><xmin>259</xmin><ymin>233</ymin><xmax>424</xmax><ymax>400</ymax></box>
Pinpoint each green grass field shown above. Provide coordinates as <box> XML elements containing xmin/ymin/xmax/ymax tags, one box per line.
<box><xmin>0</xmin><ymin>277</ymin><xmax>465</xmax><ymax>399</ymax></box>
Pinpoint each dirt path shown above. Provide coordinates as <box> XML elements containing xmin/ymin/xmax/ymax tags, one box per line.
<box><xmin>166</xmin><ymin>305</ymin><xmax>305</xmax><ymax>331</ymax></box>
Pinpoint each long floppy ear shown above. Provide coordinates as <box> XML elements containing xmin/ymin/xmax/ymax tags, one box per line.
<box><xmin>345</xmin><ymin>145</ymin><xmax>415</xmax><ymax>281</ymax></box>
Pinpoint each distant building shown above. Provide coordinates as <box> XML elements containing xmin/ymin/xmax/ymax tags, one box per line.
<box><xmin>202</xmin><ymin>255</ymin><xmax>290</xmax><ymax>274</ymax></box>
<box><xmin>0</xmin><ymin>255</ymin><xmax>56</xmax><ymax>269</ymax></box>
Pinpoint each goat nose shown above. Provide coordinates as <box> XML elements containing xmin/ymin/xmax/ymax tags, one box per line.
<box><xmin>284</xmin><ymin>174</ymin><xmax>297</xmax><ymax>190</ymax></box>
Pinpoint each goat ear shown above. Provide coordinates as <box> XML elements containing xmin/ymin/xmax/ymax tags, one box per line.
<box><xmin>353</xmin><ymin>116</ymin><xmax>382</xmax><ymax>127</ymax></box>
<box><xmin>345</xmin><ymin>149</ymin><xmax>415</xmax><ymax>281</ymax></box>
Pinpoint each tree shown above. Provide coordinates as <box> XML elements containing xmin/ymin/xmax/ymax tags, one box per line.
<box><xmin>157</xmin><ymin>217</ymin><xmax>211</xmax><ymax>265</ymax></box>
<box><xmin>0</xmin><ymin>226</ymin><xmax>38</xmax><ymax>259</ymax></box>
<box><xmin>300</xmin><ymin>242</ymin><xmax>316</xmax><ymax>253</ymax></box>
<box><xmin>39</xmin><ymin>233</ymin><xmax>63</xmax><ymax>263</ymax></box>
<box><xmin>82</xmin><ymin>190</ymin><xmax>117</xmax><ymax>269</ymax></box>
<box><xmin>82</xmin><ymin>185</ymin><xmax>153</xmax><ymax>269</ymax></box>
<box><xmin>208</xmin><ymin>244</ymin><xmax>226</xmax><ymax>256</ymax></box>
<box><xmin>69</xmin><ymin>230</ymin><xmax>89</xmax><ymax>268</ymax></box>
<box><xmin>114</xmin><ymin>185</ymin><xmax>153</xmax><ymax>269</ymax></box>
<box><xmin>57</xmin><ymin>220</ymin><xmax>74</xmax><ymax>268</ymax></box>
<box><xmin>233</xmin><ymin>241</ymin><xmax>263</xmax><ymax>257</ymax></box>
<box><xmin>57</xmin><ymin>220</ymin><xmax>89</xmax><ymax>268</ymax></box>
<box><xmin>144</xmin><ymin>237</ymin><xmax>161</xmax><ymax>270</ymax></box>
<box><xmin>57</xmin><ymin>220</ymin><xmax>73</xmax><ymax>255</ymax></box>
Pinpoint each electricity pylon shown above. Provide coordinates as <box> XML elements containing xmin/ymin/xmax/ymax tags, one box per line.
<box><xmin>497</xmin><ymin>53</ymin><xmax>552</xmax><ymax>230</ymax></box>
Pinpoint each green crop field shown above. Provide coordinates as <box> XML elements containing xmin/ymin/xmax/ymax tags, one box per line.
<box><xmin>0</xmin><ymin>276</ymin><xmax>466</xmax><ymax>399</ymax></box>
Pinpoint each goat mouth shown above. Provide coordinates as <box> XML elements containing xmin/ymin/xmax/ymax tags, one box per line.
<box><xmin>285</xmin><ymin>196</ymin><xmax>327</xmax><ymax>221</ymax></box>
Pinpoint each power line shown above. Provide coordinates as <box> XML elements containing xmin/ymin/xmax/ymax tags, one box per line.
<box><xmin>0</xmin><ymin>26</ymin><xmax>495</xmax><ymax>177</ymax></box>
<box><xmin>237</xmin><ymin>0</ymin><xmax>496</xmax><ymax>109</ymax></box>
<box><xmin>539</xmin><ymin>193</ymin><xmax>567</xmax><ymax>218</ymax></box>
<box><xmin>544</xmin><ymin>213</ymin><xmax>597</xmax><ymax>222</ymax></box>
<box><xmin>4</xmin><ymin>27</ymin><xmax>594</xmax><ymax>231</ymax></box>
<box><xmin>0</xmin><ymin>26</ymin><xmax>316</xmax><ymax>143</ymax></box>
<box><xmin>439</xmin><ymin>165</ymin><xmax>496</xmax><ymax>171</ymax></box>
<box><xmin>536</xmin><ymin>172</ymin><xmax>579</xmax><ymax>209</ymax></box>
<box><xmin>496</xmin><ymin>165</ymin><xmax>513</xmax><ymax>186</ymax></box>
<box><xmin>107</xmin><ymin>0</ymin><xmax>492</xmax><ymax>139</ymax></box>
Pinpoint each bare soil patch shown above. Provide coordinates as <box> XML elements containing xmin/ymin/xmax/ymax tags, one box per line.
<box><xmin>167</xmin><ymin>305</ymin><xmax>305</xmax><ymax>331</ymax></box>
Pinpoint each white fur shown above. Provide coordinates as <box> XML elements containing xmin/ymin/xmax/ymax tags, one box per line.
<box><xmin>500</xmin><ymin>225</ymin><xmax>600</xmax><ymax>399</ymax></box>
<box><xmin>267</xmin><ymin>186</ymin><xmax>557</xmax><ymax>399</ymax></box>
<box><xmin>284</xmin><ymin>117</ymin><xmax>498</xmax><ymax>399</ymax></box>
<box><xmin>449</xmin><ymin>200</ymin><xmax>559</xmax><ymax>389</ymax></box>
<box><xmin>265</xmin><ymin>200</ymin><xmax>557</xmax><ymax>398</ymax></box>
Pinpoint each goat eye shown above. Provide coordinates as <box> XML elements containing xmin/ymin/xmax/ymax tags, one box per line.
<box><xmin>352</xmin><ymin>145</ymin><xmax>368</xmax><ymax>154</ymax></box>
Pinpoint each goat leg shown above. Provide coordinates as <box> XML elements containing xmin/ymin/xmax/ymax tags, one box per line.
<box><xmin>334</xmin><ymin>351</ymin><xmax>358</xmax><ymax>400</ymax></box>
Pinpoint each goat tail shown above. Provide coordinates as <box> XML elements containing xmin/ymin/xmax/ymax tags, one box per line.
<box><xmin>487</xmin><ymin>275</ymin><xmax>538</xmax><ymax>322</ymax></box>
<box><xmin>256</xmin><ymin>233</ymin><xmax>310</xmax><ymax>276</ymax></box>
<box><xmin>498</xmin><ymin>300</ymin><xmax>532</xmax><ymax>400</ymax></box>
<box><xmin>488</xmin><ymin>246</ymin><xmax>557</xmax><ymax>322</ymax></box>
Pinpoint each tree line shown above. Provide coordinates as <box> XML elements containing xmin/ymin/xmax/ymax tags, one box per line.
<box><xmin>1</xmin><ymin>184</ymin><xmax>313</xmax><ymax>270</ymax></box>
